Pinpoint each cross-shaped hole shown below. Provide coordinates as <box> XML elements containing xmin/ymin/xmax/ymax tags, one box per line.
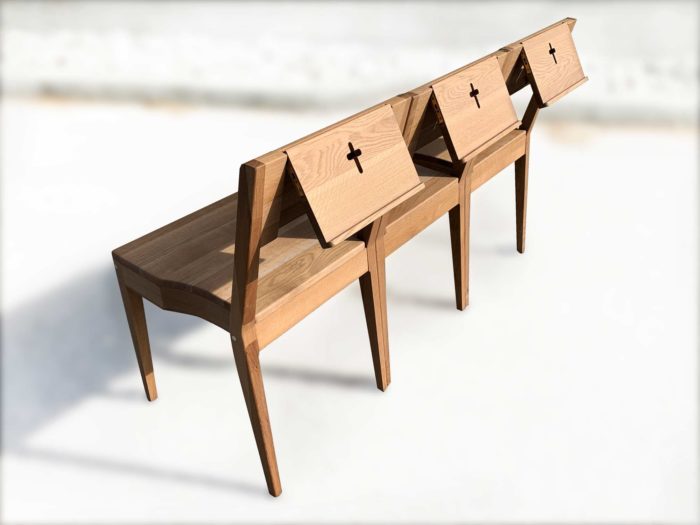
<box><xmin>548</xmin><ymin>43</ymin><xmax>558</xmax><ymax>64</ymax></box>
<box><xmin>346</xmin><ymin>142</ymin><xmax>363</xmax><ymax>173</ymax></box>
<box><xmin>469</xmin><ymin>82</ymin><xmax>481</xmax><ymax>109</ymax></box>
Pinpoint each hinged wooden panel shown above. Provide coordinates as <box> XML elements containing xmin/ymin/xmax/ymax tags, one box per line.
<box><xmin>521</xmin><ymin>22</ymin><xmax>587</xmax><ymax>106</ymax></box>
<box><xmin>285</xmin><ymin>104</ymin><xmax>423</xmax><ymax>247</ymax></box>
<box><xmin>431</xmin><ymin>56</ymin><xmax>520</xmax><ymax>162</ymax></box>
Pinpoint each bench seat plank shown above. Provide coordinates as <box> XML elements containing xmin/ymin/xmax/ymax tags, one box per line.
<box><xmin>113</xmin><ymin>197</ymin><xmax>366</xmax><ymax>331</ymax></box>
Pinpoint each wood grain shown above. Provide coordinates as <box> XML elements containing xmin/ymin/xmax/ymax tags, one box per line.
<box><xmin>231</xmin><ymin>328</ymin><xmax>281</xmax><ymax>497</ymax></box>
<box><xmin>254</xmin><ymin>245</ymin><xmax>368</xmax><ymax>348</ymax></box>
<box><xmin>253</xmin><ymin>96</ymin><xmax>413</xmax><ymax>247</ymax></box>
<box><xmin>406</xmin><ymin>18</ymin><xmax>577</xmax><ymax>153</ymax></box>
<box><xmin>515</xmin><ymin>94</ymin><xmax>541</xmax><ymax>253</ymax></box>
<box><xmin>286</xmin><ymin>105</ymin><xmax>423</xmax><ymax>246</ymax></box>
<box><xmin>413</xmin><ymin>129</ymin><xmax>527</xmax><ymax>191</ymax></box>
<box><xmin>431</xmin><ymin>56</ymin><xmax>520</xmax><ymax>161</ymax></box>
<box><xmin>114</xmin><ymin>195</ymin><xmax>369</xmax><ymax>339</ymax></box>
<box><xmin>359</xmin><ymin>217</ymin><xmax>390</xmax><ymax>391</ymax></box>
<box><xmin>521</xmin><ymin>22</ymin><xmax>587</xmax><ymax>106</ymax></box>
<box><xmin>255</xmin><ymin>231</ymin><xmax>366</xmax><ymax>318</ymax></box>
<box><xmin>112</xmin><ymin>17</ymin><xmax>585</xmax><ymax>497</ymax></box>
<box><xmin>449</xmin><ymin>163</ymin><xmax>472</xmax><ymax>310</ymax></box>
<box><xmin>115</xmin><ymin>264</ymin><xmax>158</xmax><ymax>401</ymax></box>
<box><xmin>384</xmin><ymin>169</ymin><xmax>459</xmax><ymax>255</ymax></box>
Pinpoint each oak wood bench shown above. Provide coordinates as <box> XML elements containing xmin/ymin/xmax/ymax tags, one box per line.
<box><xmin>113</xmin><ymin>17</ymin><xmax>586</xmax><ymax>496</ymax></box>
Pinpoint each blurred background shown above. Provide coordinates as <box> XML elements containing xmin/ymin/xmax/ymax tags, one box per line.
<box><xmin>2</xmin><ymin>1</ymin><xmax>698</xmax><ymax>523</ymax></box>
<box><xmin>3</xmin><ymin>1</ymin><xmax>697</xmax><ymax>121</ymax></box>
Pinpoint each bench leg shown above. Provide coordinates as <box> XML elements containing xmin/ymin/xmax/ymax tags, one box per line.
<box><xmin>515</xmin><ymin>148</ymin><xmax>529</xmax><ymax>254</ymax></box>
<box><xmin>231</xmin><ymin>330</ymin><xmax>282</xmax><ymax>497</ymax></box>
<box><xmin>360</xmin><ymin>259</ymin><xmax>390</xmax><ymax>391</ymax></box>
<box><xmin>449</xmin><ymin>169</ymin><xmax>471</xmax><ymax>311</ymax></box>
<box><xmin>359</xmin><ymin>217</ymin><xmax>390</xmax><ymax>391</ymax></box>
<box><xmin>116</xmin><ymin>268</ymin><xmax>158</xmax><ymax>401</ymax></box>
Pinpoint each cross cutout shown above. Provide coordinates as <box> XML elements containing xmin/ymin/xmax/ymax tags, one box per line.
<box><xmin>548</xmin><ymin>43</ymin><xmax>558</xmax><ymax>64</ymax></box>
<box><xmin>469</xmin><ymin>82</ymin><xmax>481</xmax><ymax>109</ymax></box>
<box><xmin>346</xmin><ymin>142</ymin><xmax>363</xmax><ymax>174</ymax></box>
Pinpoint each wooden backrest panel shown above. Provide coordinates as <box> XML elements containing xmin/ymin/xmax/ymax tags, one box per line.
<box><xmin>286</xmin><ymin>105</ymin><xmax>423</xmax><ymax>246</ymax></box>
<box><xmin>403</xmin><ymin>17</ymin><xmax>577</xmax><ymax>153</ymax></box>
<box><xmin>431</xmin><ymin>55</ymin><xmax>520</xmax><ymax>161</ymax></box>
<box><xmin>520</xmin><ymin>22</ymin><xmax>587</xmax><ymax>106</ymax></box>
<box><xmin>244</xmin><ymin>96</ymin><xmax>412</xmax><ymax>247</ymax></box>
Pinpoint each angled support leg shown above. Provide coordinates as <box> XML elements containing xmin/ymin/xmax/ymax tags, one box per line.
<box><xmin>449</xmin><ymin>162</ymin><xmax>472</xmax><ymax>311</ymax></box>
<box><xmin>231</xmin><ymin>326</ymin><xmax>281</xmax><ymax>497</ymax></box>
<box><xmin>514</xmin><ymin>145</ymin><xmax>529</xmax><ymax>254</ymax></box>
<box><xmin>229</xmin><ymin>163</ymin><xmax>281</xmax><ymax>496</ymax></box>
<box><xmin>359</xmin><ymin>216</ymin><xmax>390</xmax><ymax>391</ymax></box>
<box><xmin>516</xmin><ymin>95</ymin><xmax>541</xmax><ymax>254</ymax></box>
<box><xmin>115</xmin><ymin>264</ymin><xmax>158</xmax><ymax>401</ymax></box>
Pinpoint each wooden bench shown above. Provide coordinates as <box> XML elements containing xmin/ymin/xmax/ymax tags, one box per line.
<box><xmin>113</xmin><ymin>18</ymin><xmax>586</xmax><ymax>496</ymax></box>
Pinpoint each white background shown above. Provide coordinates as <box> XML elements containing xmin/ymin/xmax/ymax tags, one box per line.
<box><xmin>1</xmin><ymin>1</ymin><xmax>698</xmax><ymax>523</ymax></box>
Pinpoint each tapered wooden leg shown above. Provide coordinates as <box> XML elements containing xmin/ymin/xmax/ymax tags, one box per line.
<box><xmin>515</xmin><ymin>149</ymin><xmax>529</xmax><ymax>254</ymax></box>
<box><xmin>449</xmin><ymin>169</ymin><xmax>471</xmax><ymax>311</ymax></box>
<box><xmin>231</xmin><ymin>330</ymin><xmax>282</xmax><ymax>497</ymax></box>
<box><xmin>359</xmin><ymin>261</ymin><xmax>390</xmax><ymax>391</ymax></box>
<box><xmin>516</xmin><ymin>96</ymin><xmax>539</xmax><ymax>255</ymax></box>
<box><xmin>116</xmin><ymin>267</ymin><xmax>158</xmax><ymax>401</ymax></box>
<box><xmin>359</xmin><ymin>216</ymin><xmax>390</xmax><ymax>391</ymax></box>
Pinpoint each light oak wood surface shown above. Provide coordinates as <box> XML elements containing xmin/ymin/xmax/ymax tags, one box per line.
<box><xmin>414</xmin><ymin>129</ymin><xmax>527</xmax><ymax>191</ymax></box>
<box><xmin>286</xmin><ymin>105</ymin><xmax>423</xmax><ymax>247</ymax></box>
<box><xmin>384</xmin><ymin>168</ymin><xmax>459</xmax><ymax>255</ymax></box>
<box><xmin>521</xmin><ymin>22</ymin><xmax>587</xmax><ymax>106</ymax></box>
<box><xmin>359</xmin><ymin>216</ymin><xmax>391</xmax><ymax>391</ymax></box>
<box><xmin>112</xmin><ymin>18</ymin><xmax>585</xmax><ymax>497</ymax></box>
<box><xmin>431</xmin><ymin>56</ymin><xmax>520</xmax><ymax>161</ymax></box>
<box><xmin>404</xmin><ymin>18</ymin><xmax>577</xmax><ymax>152</ymax></box>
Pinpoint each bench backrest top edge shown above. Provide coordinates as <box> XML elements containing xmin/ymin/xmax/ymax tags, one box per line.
<box><xmin>243</xmin><ymin>17</ymin><xmax>576</xmax><ymax>169</ymax></box>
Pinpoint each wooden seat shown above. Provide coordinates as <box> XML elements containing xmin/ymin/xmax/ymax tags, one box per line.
<box><xmin>113</xmin><ymin>195</ymin><xmax>238</xmax><ymax>312</ymax></box>
<box><xmin>113</xmin><ymin>167</ymin><xmax>460</xmax><ymax>343</ymax></box>
<box><xmin>113</xmin><ymin>194</ymin><xmax>368</xmax><ymax>347</ymax></box>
